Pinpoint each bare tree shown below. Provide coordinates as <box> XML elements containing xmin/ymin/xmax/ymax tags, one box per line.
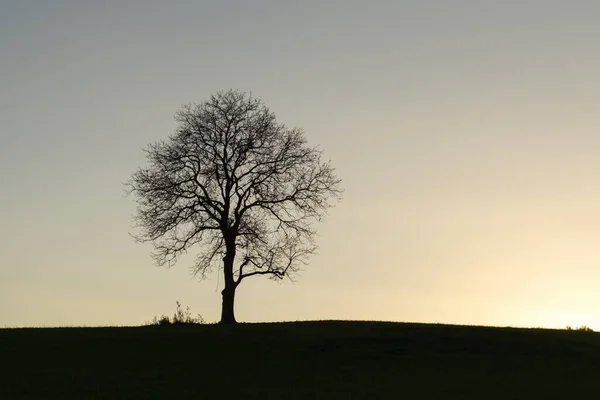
<box><xmin>127</xmin><ymin>90</ymin><xmax>342</xmax><ymax>324</ymax></box>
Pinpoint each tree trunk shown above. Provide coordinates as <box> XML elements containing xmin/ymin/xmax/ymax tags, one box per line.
<box><xmin>219</xmin><ymin>286</ymin><xmax>237</xmax><ymax>324</ymax></box>
<box><xmin>219</xmin><ymin>239</ymin><xmax>237</xmax><ymax>324</ymax></box>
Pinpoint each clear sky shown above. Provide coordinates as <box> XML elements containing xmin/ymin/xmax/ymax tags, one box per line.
<box><xmin>2</xmin><ymin>0</ymin><xmax>600</xmax><ymax>329</ymax></box>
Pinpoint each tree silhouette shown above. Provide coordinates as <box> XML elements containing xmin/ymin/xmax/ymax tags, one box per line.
<box><xmin>127</xmin><ymin>90</ymin><xmax>342</xmax><ymax>324</ymax></box>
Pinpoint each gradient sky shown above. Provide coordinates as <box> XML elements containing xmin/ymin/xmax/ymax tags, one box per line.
<box><xmin>2</xmin><ymin>0</ymin><xmax>600</xmax><ymax>329</ymax></box>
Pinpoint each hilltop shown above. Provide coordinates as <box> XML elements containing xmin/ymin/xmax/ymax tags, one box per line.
<box><xmin>1</xmin><ymin>321</ymin><xmax>598</xmax><ymax>399</ymax></box>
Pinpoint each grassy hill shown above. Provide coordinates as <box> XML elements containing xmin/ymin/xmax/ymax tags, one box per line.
<box><xmin>1</xmin><ymin>320</ymin><xmax>598</xmax><ymax>399</ymax></box>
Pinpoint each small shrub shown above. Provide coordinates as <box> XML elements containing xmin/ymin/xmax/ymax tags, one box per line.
<box><xmin>172</xmin><ymin>301</ymin><xmax>205</xmax><ymax>325</ymax></box>
<box><xmin>146</xmin><ymin>301</ymin><xmax>205</xmax><ymax>326</ymax></box>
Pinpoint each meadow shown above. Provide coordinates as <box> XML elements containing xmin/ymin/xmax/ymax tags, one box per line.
<box><xmin>1</xmin><ymin>321</ymin><xmax>598</xmax><ymax>399</ymax></box>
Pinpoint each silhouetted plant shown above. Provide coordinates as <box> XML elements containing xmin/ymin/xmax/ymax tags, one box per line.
<box><xmin>172</xmin><ymin>301</ymin><xmax>205</xmax><ymax>325</ymax></box>
<box><xmin>146</xmin><ymin>301</ymin><xmax>205</xmax><ymax>326</ymax></box>
<box><xmin>156</xmin><ymin>315</ymin><xmax>172</xmax><ymax>326</ymax></box>
<box><xmin>566</xmin><ymin>325</ymin><xmax>594</xmax><ymax>332</ymax></box>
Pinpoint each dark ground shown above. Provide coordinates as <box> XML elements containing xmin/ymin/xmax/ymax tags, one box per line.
<box><xmin>1</xmin><ymin>320</ymin><xmax>598</xmax><ymax>399</ymax></box>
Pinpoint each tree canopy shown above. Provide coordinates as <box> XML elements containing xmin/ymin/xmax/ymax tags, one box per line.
<box><xmin>128</xmin><ymin>90</ymin><xmax>342</xmax><ymax>323</ymax></box>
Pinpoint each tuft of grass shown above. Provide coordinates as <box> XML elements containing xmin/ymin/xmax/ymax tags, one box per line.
<box><xmin>566</xmin><ymin>325</ymin><xmax>594</xmax><ymax>332</ymax></box>
<box><xmin>145</xmin><ymin>301</ymin><xmax>206</xmax><ymax>326</ymax></box>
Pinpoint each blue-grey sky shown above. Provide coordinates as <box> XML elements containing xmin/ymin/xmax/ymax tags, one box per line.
<box><xmin>2</xmin><ymin>0</ymin><xmax>600</xmax><ymax>329</ymax></box>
